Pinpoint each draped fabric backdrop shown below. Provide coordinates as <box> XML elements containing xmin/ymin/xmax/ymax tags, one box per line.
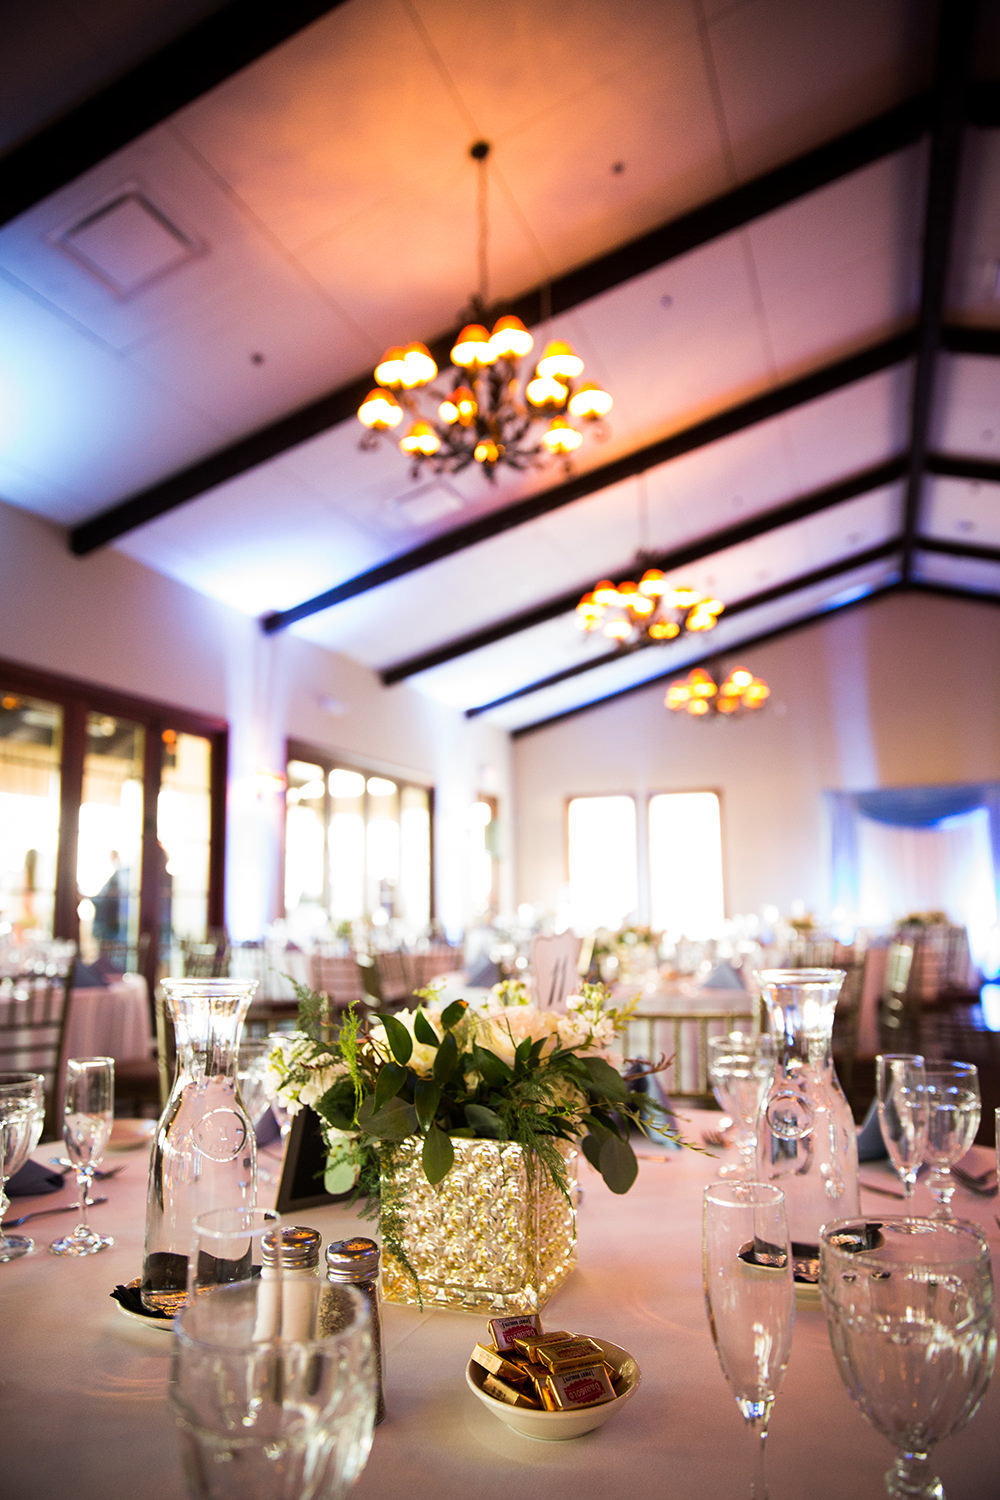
<box><xmin>827</xmin><ymin>784</ymin><xmax>1000</xmax><ymax>968</ymax></box>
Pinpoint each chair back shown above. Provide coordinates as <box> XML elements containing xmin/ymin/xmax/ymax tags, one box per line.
<box><xmin>879</xmin><ymin>941</ymin><xmax>919</xmax><ymax>1047</ymax></box>
<box><xmin>0</xmin><ymin>956</ymin><xmax>75</xmax><ymax>1138</ymax></box>
<box><xmin>529</xmin><ymin>932</ymin><xmax>583</xmax><ymax>1010</ymax></box>
<box><xmin>180</xmin><ymin>930</ymin><xmax>231</xmax><ymax>978</ymax></box>
<box><xmin>308</xmin><ymin>952</ymin><xmax>366</xmax><ymax>1010</ymax></box>
<box><xmin>627</xmin><ymin>1006</ymin><xmax>759</xmax><ymax>1106</ymax></box>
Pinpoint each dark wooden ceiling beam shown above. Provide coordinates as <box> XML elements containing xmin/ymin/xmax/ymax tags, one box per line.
<box><xmin>69</xmin><ymin>100</ymin><xmax>931</xmax><ymax>559</ymax></box>
<box><xmin>263</xmin><ymin>331</ymin><xmax>916</xmax><ymax>633</ymax></box>
<box><xmin>899</xmin><ymin>0</ymin><xmax>977</xmax><ymax>580</ymax></box>
<box><xmin>467</xmin><ymin>541</ymin><xmax>902</xmax><ymax>716</ymax></box>
<box><xmin>925</xmin><ymin>452</ymin><xmax>1000</xmax><ymax>484</ymax></box>
<box><xmin>510</xmin><ymin>582</ymin><xmax>905</xmax><ymax>737</ymax></box>
<box><xmin>0</xmin><ymin>2</ymin><xmax>350</xmax><ymax>226</ymax></box>
<box><xmin>380</xmin><ymin>456</ymin><xmax>908</xmax><ymax>682</ymax></box>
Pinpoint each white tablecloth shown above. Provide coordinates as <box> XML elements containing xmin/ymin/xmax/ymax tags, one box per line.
<box><xmin>3</xmin><ymin>1112</ymin><xmax>998</xmax><ymax>1499</ymax></box>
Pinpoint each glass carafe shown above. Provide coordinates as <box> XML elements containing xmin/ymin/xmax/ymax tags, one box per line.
<box><xmin>140</xmin><ymin>978</ymin><xmax>258</xmax><ymax>1315</ymax></box>
<box><xmin>755</xmin><ymin>969</ymin><xmax>859</xmax><ymax>1252</ymax></box>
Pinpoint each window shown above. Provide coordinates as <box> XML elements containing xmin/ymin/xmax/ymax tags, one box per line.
<box><xmin>0</xmin><ymin>660</ymin><xmax>226</xmax><ymax>983</ymax></box>
<box><xmin>284</xmin><ymin>744</ymin><xmax>433</xmax><ymax>941</ymax></box>
<box><xmin>567</xmin><ymin>795</ymin><xmax>638</xmax><ymax>931</ymax></box>
<box><xmin>649</xmin><ymin>791</ymin><xmax>724</xmax><ymax>939</ymax></box>
<box><xmin>566</xmin><ymin>789</ymin><xmax>724</xmax><ymax>938</ymax></box>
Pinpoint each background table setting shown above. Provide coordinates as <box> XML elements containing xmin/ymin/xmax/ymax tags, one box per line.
<box><xmin>1</xmin><ymin>1104</ymin><xmax>998</xmax><ymax>1500</ymax></box>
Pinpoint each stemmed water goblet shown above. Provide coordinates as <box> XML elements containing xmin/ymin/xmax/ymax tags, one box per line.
<box><xmin>703</xmin><ymin>1180</ymin><xmax>794</xmax><ymax>1498</ymax></box>
<box><xmin>0</xmin><ymin>1071</ymin><xmax>46</xmax><ymax>1261</ymax></box>
<box><xmin>875</xmin><ymin>1053</ymin><xmax>928</xmax><ymax>1199</ymax></box>
<box><xmin>820</xmin><ymin>1216</ymin><xmax>996</xmax><ymax>1499</ymax></box>
<box><xmin>50</xmin><ymin>1056</ymin><xmax>115</xmax><ymax>1256</ymax></box>
<box><xmin>922</xmin><ymin>1060</ymin><xmax>981</xmax><ymax>1218</ymax></box>
<box><xmin>707</xmin><ymin>1033</ymin><xmax>775</xmax><ymax>1179</ymax></box>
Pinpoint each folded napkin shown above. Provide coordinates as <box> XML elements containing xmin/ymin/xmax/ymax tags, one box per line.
<box><xmin>701</xmin><ymin>960</ymin><xmax>746</xmax><ymax>991</ymax></box>
<box><xmin>110</xmin><ymin>1284</ymin><xmax>172</xmax><ymax>1321</ymax></box>
<box><xmin>856</xmin><ymin>1098</ymin><xmax>888</xmax><ymax>1161</ymax></box>
<box><xmin>255</xmin><ymin>1107</ymin><xmax>282</xmax><ymax>1148</ymax></box>
<box><xmin>7</xmin><ymin>1159</ymin><xmax>64</xmax><ymax>1197</ymax></box>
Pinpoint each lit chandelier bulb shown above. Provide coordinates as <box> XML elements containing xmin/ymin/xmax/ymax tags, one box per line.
<box><xmin>358</xmin><ymin>389</ymin><xmax>403</xmax><ymax>430</ymax></box>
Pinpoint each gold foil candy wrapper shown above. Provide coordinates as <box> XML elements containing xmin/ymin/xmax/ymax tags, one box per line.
<box><xmin>488</xmin><ymin>1313</ymin><xmax>541</xmax><ymax>1353</ymax></box>
<box><xmin>533</xmin><ymin>1336</ymin><xmax>604</xmax><ymax>1372</ymax></box>
<box><xmin>481</xmin><ymin>1372</ymin><xmax>541</xmax><ymax>1408</ymax></box>
<box><xmin>509</xmin><ymin>1330</ymin><xmax>572</xmax><ymax>1361</ymax></box>
<box><xmin>542</xmin><ymin>1363</ymin><xmax>616</xmax><ymax>1410</ymax></box>
<box><xmin>471</xmin><ymin>1342</ymin><xmax>532</xmax><ymax>1384</ymax></box>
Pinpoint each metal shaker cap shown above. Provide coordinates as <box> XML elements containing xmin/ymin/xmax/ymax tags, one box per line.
<box><xmin>262</xmin><ymin>1225</ymin><xmax>321</xmax><ymax>1269</ymax></box>
<box><xmin>325</xmin><ymin>1235</ymin><xmax>380</xmax><ymax>1281</ymax></box>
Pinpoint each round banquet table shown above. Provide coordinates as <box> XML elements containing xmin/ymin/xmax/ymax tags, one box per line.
<box><xmin>2</xmin><ymin>1110</ymin><xmax>999</xmax><ymax>1500</ymax></box>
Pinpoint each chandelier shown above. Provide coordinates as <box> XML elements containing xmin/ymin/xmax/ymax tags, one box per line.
<box><xmin>576</xmin><ymin>558</ymin><xmax>724</xmax><ymax>645</ymax></box>
<box><xmin>357</xmin><ymin>141</ymin><xmax>612</xmax><ymax>479</ymax></box>
<box><xmin>665</xmin><ymin>664</ymin><xmax>770</xmax><ymax>717</ymax></box>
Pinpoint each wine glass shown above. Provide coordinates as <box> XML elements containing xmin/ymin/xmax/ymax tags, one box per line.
<box><xmin>820</xmin><ymin>1216</ymin><xmax>996</xmax><ymax>1499</ymax></box>
<box><xmin>875</xmin><ymin>1053</ymin><xmax>928</xmax><ymax>1199</ymax></box>
<box><xmin>703</xmin><ymin>1181</ymin><xmax>794</xmax><ymax>1498</ymax></box>
<box><xmin>922</xmin><ymin>1060</ymin><xmax>981</xmax><ymax>1218</ymax></box>
<box><xmin>170</xmin><ymin>1276</ymin><xmax>376</xmax><ymax>1500</ymax></box>
<box><xmin>707</xmin><ymin>1033</ymin><xmax>774</xmax><ymax>1179</ymax></box>
<box><xmin>0</xmin><ymin>1072</ymin><xmax>45</xmax><ymax>1262</ymax></box>
<box><xmin>50</xmin><ymin>1056</ymin><xmax>114</xmax><ymax>1256</ymax></box>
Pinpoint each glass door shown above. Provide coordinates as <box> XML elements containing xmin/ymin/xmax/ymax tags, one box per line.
<box><xmin>0</xmin><ymin>692</ymin><xmax>63</xmax><ymax>940</ymax></box>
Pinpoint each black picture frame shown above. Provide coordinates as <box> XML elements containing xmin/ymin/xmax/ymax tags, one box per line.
<box><xmin>275</xmin><ymin>1109</ymin><xmax>343</xmax><ymax>1213</ymax></box>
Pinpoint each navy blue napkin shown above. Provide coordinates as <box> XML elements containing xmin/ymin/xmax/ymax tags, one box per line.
<box><xmin>856</xmin><ymin>1098</ymin><xmax>888</xmax><ymax>1161</ymax></box>
<box><xmin>7</xmin><ymin>1159</ymin><xmax>64</xmax><ymax>1197</ymax></box>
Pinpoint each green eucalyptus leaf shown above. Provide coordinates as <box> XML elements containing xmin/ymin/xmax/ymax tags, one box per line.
<box><xmin>471</xmin><ymin>1043</ymin><xmax>512</xmax><ymax>1087</ymax></box>
<box><xmin>581</xmin><ymin>1133</ymin><xmax>604</xmax><ymax>1173</ymax></box>
<box><xmin>413</xmin><ymin>1010</ymin><xmax>439</xmax><ymax>1047</ymax></box>
<box><xmin>357</xmin><ymin>1093</ymin><xmax>418</xmax><ymax>1142</ymax></box>
<box><xmin>432</xmin><ymin>1028</ymin><xmax>459</xmax><ymax>1084</ymax></box>
<box><xmin>580</xmin><ymin>1054</ymin><xmax>631</xmax><ymax>1103</ymax></box>
<box><xmin>440</xmin><ymin>999</ymin><xmax>468</xmax><ymax>1031</ymax></box>
<box><xmin>378</xmin><ymin>1012</ymin><xmax>413</xmax><ymax>1066</ymax></box>
<box><xmin>373</xmin><ymin>1062</ymin><xmax>408</xmax><ymax>1112</ymax></box>
<box><xmin>414</xmin><ymin>1077</ymin><xmax>442</xmax><ymax>1130</ymax></box>
<box><xmin>422</xmin><ymin>1124</ymin><xmax>454</xmax><ymax>1184</ymax></box>
<box><xmin>598</xmin><ymin>1132</ymin><xmax>638</xmax><ymax>1194</ymax></box>
<box><xmin>465</xmin><ymin>1103</ymin><xmax>503</xmax><ymax>1137</ymax></box>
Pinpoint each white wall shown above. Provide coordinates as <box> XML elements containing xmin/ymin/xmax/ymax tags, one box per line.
<box><xmin>0</xmin><ymin>501</ymin><xmax>514</xmax><ymax>940</ymax></box>
<box><xmin>511</xmin><ymin>591</ymin><xmax>1000</xmax><ymax>928</ymax></box>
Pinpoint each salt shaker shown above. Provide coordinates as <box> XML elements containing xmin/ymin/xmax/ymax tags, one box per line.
<box><xmin>255</xmin><ymin>1225</ymin><xmax>322</xmax><ymax>1341</ymax></box>
<box><xmin>324</xmin><ymin>1236</ymin><xmax>386</xmax><ymax>1423</ymax></box>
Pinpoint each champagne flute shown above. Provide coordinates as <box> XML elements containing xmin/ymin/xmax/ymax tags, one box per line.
<box><xmin>922</xmin><ymin>1060</ymin><xmax>981</xmax><ymax>1218</ymax></box>
<box><xmin>820</xmin><ymin>1216</ymin><xmax>996</xmax><ymax>1499</ymax></box>
<box><xmin>707</xmin><ymin>1034</ymin><xmax>774</xmax><ymax>1179</ymax></box>
<box><xmin>50</xmin><ymin>1057</ymin><xmax>114</xmax><ymax>1256</ymax></box>
<box><xmin>703</xmin><ymin>1181</ymin><xmax>794</xmax><ymax>1498</ymax></box>
<box><xmin>875</xmin><ymin>1053</ymin><xmax>928</xmax><ymax>1199</ymax></box>
<box><xmin>0</xmin><ymin>1072</ymin><xmax>45</xmax><ymax>1262</ymax></box>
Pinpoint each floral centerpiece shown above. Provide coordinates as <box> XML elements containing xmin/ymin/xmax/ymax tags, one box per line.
<box><xmin>266</xmin><ymin>979</ymin><xmax>677</xmax><ymax>1312</ymax></box>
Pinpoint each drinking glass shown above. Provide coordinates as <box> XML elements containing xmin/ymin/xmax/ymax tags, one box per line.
<box><xmin>707</xmin><ymin>1033</ymin><xmax>774</xmax><ymax>1179</ymax></box>
<box><xmin>0</xmin><ymin>1072</ymin><xmax>45</xmax><ymax>1261</ymax></box>
<box><xmin>170</xmin><ymin>1276</ymin><xmax>376</xmax><ymax>1500</ymax></box>
<box><xmin>703</xmin><ymin>1181</ymin><xmax>794</xmax><ymax>1498</ymax></box>
<box><xmin>51</xmin><ymin>1056</ymin><xmax>115</xmax><ymax>1255</ymax></box>
<box><xmin>820</xmin><ymin>1216</ymin><xmax>996</xmax><ymax>1499</ymax></box>
<box><xmin>922</xmin><ymin>1060</ymin><xmax>981</xmax><ymax>1218</ymax></box>
<box><xmin>875</xmin><ymin>1053</ymin><xmax>928</xmax><ymax>1199</ymax></box>
<box><xmin>187</xmin><ymin>1206</ymin><xmax>281</xmax><ymax>1302</ymax></box>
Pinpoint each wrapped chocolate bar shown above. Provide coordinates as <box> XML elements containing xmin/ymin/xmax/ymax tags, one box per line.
<box><xmin>488</xmin><ymin>1313</ymin><xmax>541</xmax><ymax>1353</ymax></box>
<box><xmin>540</xmin><ymin>1363</ymin><xmax>617</xmax><ymax>1411</ymax></box>
<box><xmin>508</xmin><ymin>1330</ymin><xmax>572</xmax><ymax>1361</ymax></box>
<box><xmin>471</xmin><ymin>1343</ymin><xmax>533</xmax><ymax>1385</ymax></box>
<box><xmin>481</xmin><ymin>1373</ymin><xmax>541</xmax><ymax>1409</ymax></box>
<box><xmin>533</xmin><ymin>1336</ymin><xmax>605</xmax><ymax>1372</ymax></box>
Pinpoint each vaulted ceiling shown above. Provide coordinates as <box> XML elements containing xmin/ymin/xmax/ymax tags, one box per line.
<box><xmin>2</xmin><ymin>0</ymin><xmax>998</xmax><ymax>736</ymax></box>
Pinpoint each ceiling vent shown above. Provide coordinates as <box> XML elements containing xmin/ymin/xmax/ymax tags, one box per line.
<box><xmin>54</xmin><ymin>189</ymin><xmax>201</xmax><ymax>298</ymax></box>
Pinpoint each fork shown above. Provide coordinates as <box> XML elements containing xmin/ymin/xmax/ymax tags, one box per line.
<box><xmin>951</xmin><ymin>1163</ymin><xmax>998</xmax><ymax>1197</ymax></box>
<box><xmin>2</xmin><ymin>1197</ymin><xmax>108</xmax><ymax>1230</ymax></box>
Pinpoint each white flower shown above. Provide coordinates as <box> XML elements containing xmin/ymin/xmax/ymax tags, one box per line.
<box><xmin>474</xmin><ymin>1005</ymin><xmax>562</xmax><ymax>1067</ymax></box>
<box><xmin>368</xmin><ymin>1006</ymin><xmax>444</xmax><ymax>1078</ymax></box>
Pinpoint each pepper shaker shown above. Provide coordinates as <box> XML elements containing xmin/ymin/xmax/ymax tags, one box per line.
<box><xmin>324</xmin><ymin>1236</ymin><xmax>386</xmax><ymax>1424</ymax></box>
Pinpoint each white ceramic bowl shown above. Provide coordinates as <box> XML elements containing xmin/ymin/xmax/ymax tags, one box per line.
<box><xmin>465</xmin><ymin>1337</ymin><xmax>640</xmax><ymax>1441</ymax></box>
